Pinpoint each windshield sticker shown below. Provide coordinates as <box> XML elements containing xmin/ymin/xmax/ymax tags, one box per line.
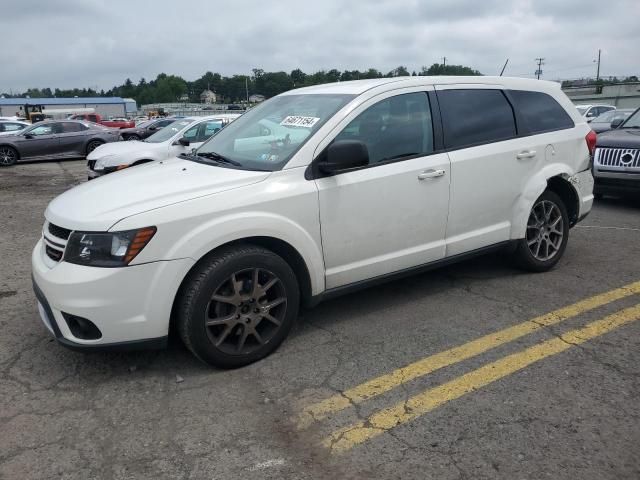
<box><xmin>260</xmin><ymin>153</ymin><xmax>280</xmax><ymax>162</ymax></box>
<box><xmin>280</xmin><ymin>116</ymin><xmax>320</xmax><ymax>128</ymax></box>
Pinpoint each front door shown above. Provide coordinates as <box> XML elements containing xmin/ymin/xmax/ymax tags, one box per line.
<box><xmin>314</xmin><ymin>91</ymin><xmax>451</xmax><ymax>289</ymax></box>
<box><xmin>15</xmin><ymin>123</ymin><xmax>61</xmax><ymax>159</ymax></box>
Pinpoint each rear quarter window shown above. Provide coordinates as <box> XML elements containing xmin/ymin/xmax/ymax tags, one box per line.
<box><xmin>509</xmin><ymin>90</ymin><xmax>574</xmax><ymax>135</ymax></box>
<box><xmin>437</xmin><ymin>89</ymin><xmax>517</xmax><ymax>150</ymax></box>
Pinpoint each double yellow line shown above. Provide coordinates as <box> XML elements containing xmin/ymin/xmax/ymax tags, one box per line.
<box><xmin>297</xmin><ymin>281</ymin><xmax>640</xmax><ymax>452</ymax></box>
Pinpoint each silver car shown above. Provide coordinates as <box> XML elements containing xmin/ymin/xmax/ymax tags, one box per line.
<box><xmin>0</xmin><ymin>120</ymin><xmax>120</xmax><ymax>167</ymax></box>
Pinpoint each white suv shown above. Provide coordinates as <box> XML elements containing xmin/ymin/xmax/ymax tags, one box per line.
<box><xmin>33</xmin><ymin>77</ymin><xmax>595</xmax><ymax>367</ymax></box>
<box><xmin>86</xmin><ymin>114</ymin><xmax>240</xmax><ymax>179</ymax></box>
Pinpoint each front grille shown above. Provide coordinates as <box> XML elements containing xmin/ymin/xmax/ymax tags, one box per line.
<box><xmin>88</xmin><ymin>159</ymin><xmax>96</xmax><ymax>171</ymax></box>
<box><xmin>594</xmin><ymin>148</ymin><xmax>640</xmax><ymax>170</ymax></box>
<box><xmin>45</xmin><ymin>244</ymin><xmax>63</xmax><ymax>262</ymax></box>
<box><xmin>48</xmin><ymin>222</ymin><xmax>72</xmax><ymax>240</ymax></box>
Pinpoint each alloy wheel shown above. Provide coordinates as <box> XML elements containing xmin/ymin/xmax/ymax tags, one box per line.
<box><xmin>205</xmin><ymin>268</ymin><xmax>287</xmax><ymax>355</ymax></box>
<box><xmin>526</xmin><ymin>200</ymin><xmax>564</xmax><ymax>261</ymax></box>
<box><xmin>87</xmin><ymin>141</ymin><xmax>101</xmax><ymax>153</ymax></box>
<box><xmin>0</xmin><ymin>147</ymin><xmax>17</xmax><ymax>166</ymax></box>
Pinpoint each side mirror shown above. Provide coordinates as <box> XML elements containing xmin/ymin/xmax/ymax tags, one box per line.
<box><xmin>610</xmin><ymin>117</ymin><xmax>624</xmax><ymax>129</ymax></box>
<box><xmin>319</xmin><ymin>140</ymin><xmax>369</xmax><ymax>174</ymax></box>
<box><xmin>24</xmin><ymin>133</ymin><xmax>34</xmax><ymax>139</ymax></box>
<box><xmin>148</xmin><ymin>126</ymin><xmax>157</xmax><ymax>131</ymax></box>
<box><xmin>177</xmin><ymin>137</ymin><xmax>190</xmax><ymax>147</ymax></box>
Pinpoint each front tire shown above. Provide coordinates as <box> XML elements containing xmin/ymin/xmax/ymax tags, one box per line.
<box><xmin>126</xmin><ymin>134</ymin><xmax>140</xmax><ymax>141</ymax></box>
<box><xmin>177</xmin><ymin>245</ymin><xmax>300</xmax><ymax>368</ymax></box>
<box><xmin>0</xmin><ymin>146</ymin><xmax>18</xmax><ymax>166</ymax></box>
<box><xmin>513</xmin><ymin>190</ymin><xmax>569</xmax><ymax>272</ymax></box>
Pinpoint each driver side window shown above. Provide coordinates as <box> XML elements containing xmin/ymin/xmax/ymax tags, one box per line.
<box><xmin>182</xmin><ymin>124</ymin><xmax>200</xmax><ymax>140</ymax></box>
<box><xmin>29</xmin><ymin>125</ymin><xmax>54</xmax><ymax>136</ymax></box>
<box><xmin>335</xmin><ymin>92</ymin><xmax>434</xmax><ymax>164</ymax></box>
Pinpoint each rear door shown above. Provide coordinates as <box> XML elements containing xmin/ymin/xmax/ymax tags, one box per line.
<box><xmin>436</xmin><ymin>86</ymin><xmax>536</xmax><ymax>256</ymax></box>
<box><xmin>57</xmin><ymin>122</ymin><xmax>90</xmax><ymax>156</ymax></box>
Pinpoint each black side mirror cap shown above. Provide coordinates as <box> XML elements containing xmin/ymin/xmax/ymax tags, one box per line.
<box><xmin>178</xmin><ymin>137</ymin><xmax>190</xmax><ymax>147</ymax></box>
<box><xmin>24</xmin><ymin>133</ymin><xmax>34</xmax><ymax>139</ymax></box>
<box><xmin>610</xmin><ymin>117</ymin><xmax>624</xmax><ymax>129</ymax></box>
<box><xmin>319</xmin><ymin>140</ymin><xmax>369</xmax><ymax>175</ymax></box>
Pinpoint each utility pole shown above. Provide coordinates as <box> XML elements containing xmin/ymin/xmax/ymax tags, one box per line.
<box><xmin>535</xmin><ymin>57</ymin><xmax>545</xmax><ymax>79</ymax></box>
<box><xmin>245</xmin><ymin>77</ymin><xmax>249</xmax><ymax>104</ymax></box>
<box><xmin>596</xmin><ymin>49</ymin><xmax>601</xmax><ymax>82</ymax></box>
<box><xmin>442</xmin><ymin>57</ymin><xmax>446</xmax><ymax>67</ymax></box>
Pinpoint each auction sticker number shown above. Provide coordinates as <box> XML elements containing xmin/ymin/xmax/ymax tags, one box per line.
<box><xmin>280</xmin><ymin>116</ymin><xmax>320</xmax><ymax>128</ymax></box>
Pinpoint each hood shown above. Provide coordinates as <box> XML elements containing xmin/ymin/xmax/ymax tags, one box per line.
<box><xmin>87</xmin><ymin>139</ymin><xmax>164</xmax><ymax>161</ymax></box>
<box><xmin>596</xmin><ymin>128</ymin><xmax>640</xmax><ymax>148</ymax></box>
<box><xmin>45</xmin><ymin>157</ymin><xmax>271</xmax><ymax>231</ymax></box>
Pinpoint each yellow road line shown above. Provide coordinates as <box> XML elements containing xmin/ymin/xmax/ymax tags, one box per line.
<box><xmin>299</xmin><ymin>281</ymin><xmax>640</xmax><ymax>428</ymax></box>
<box><xmin>324</xmin><ymin>303</ymin><xmax>640</xmax><ymax>452</ymax></box>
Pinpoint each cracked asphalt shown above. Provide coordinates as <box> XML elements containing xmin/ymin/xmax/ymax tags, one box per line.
<box><xmin>1</xmin><ymin>160</ymin><xmax>639</xmax><ymax>480</ymax></box>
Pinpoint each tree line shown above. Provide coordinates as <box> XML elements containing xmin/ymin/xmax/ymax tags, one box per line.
<box><xmin>1</xmin><ymin>64</ymin><xmax>482</xmax><ymax>106</ymax></box>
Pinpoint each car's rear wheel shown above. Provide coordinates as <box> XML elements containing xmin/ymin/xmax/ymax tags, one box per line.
<box><xmin>513</xmin><ymin>190</ymin><xmax>569</xmax><ymax>272</ymax></box>
<box><xmin>177</xmin><ymin>245</ymin><xmax>299</xmax><ymax>368</ymax></box>
<box><xmin>86</xmin><ymin>140</ymin><xmax>103</xmax><ymax>155</ymax></box>
<box><xmin>0</xmin><ymin>146</ymin><xmax>18</xmax><ymax>166</ymax></box>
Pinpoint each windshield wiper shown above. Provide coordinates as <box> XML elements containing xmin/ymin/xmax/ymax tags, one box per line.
<box><xmin>196</xmin><ymin>151</ymin><xmax>243</xmax><ymax>167</ymax></box>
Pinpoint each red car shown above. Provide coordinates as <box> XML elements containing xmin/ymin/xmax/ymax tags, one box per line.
<box><xmin>69</xmin><ymin>113</ymin><xmax>134</xmax><ymax>129</ymax></box>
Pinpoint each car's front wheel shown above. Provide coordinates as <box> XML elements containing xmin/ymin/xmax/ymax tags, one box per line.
<box><xmin>177</xmin><ymin>245</ymin><xmax>300</xmax><ymax>368</ymax></box>
<box><xmin>513</xmin><ymin>190</ymin><xmax>569</xmax><ymax>272</ymax></box>
<box><xmin>0</xmin><ymin>146</ymin><xmax>18</xmax><ymax>166</ymax></box>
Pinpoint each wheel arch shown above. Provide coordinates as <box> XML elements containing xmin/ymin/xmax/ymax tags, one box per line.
<box><xmin>168</xmin><ymin>235</ymin><xmax>315</xmax><ymax>337</ymax></box>
<box><xmin>511</xmin><ymin>163</ymin><xmax>581</xmax><ymax>238</ymax></box>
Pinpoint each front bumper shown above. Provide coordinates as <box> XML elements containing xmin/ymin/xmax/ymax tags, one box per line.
<box><xmin>593</xmin><ymin>170</ymin><xmax>640</xmax><ymax>196</ymax></box>
<box><xmin>32</xmin><ymin>239</ymin><xmax>194</xmax><ymax>350</ymax></box>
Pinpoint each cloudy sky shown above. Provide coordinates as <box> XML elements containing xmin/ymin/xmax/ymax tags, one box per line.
<box><xmin>2</xmin><ymin>0</ymin><xmax>639</xmax><ymax>92</ymax></box>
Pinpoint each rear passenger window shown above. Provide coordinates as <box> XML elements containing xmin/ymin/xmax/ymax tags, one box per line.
<box><xmin>509</xmin><ymin>90</ymin><xmax>574</xmax><ymax>134</ymax></box>
<box><xmin>438</xmin><ymin>89</ymin><xmax>516</xmax><ymax>149</ymax></box>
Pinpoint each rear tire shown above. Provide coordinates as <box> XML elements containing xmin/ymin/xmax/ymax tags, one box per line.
<box><xmin>0</xmin><ymin>146</ymin><xmax>18</xmax><ymax>166</ymax></box>
<box><xmin>513</xmin><ymin>190</ymin><xmax>569</xmax><ymax>272</ymax></box>
<box><xmin>86</xmin><ymin>140</ymin><xmax>103</xmax><ymax>155</ymax></box>
<box><xmin>177</xmin><ymin>245</ymin><xmax>300</xmax><ymax>368</ymax></box>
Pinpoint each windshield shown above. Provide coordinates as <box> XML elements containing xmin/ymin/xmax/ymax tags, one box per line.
<box><xmin>136</xmin><ymin>120</ymin><xmax>154</xmax><ymax>128</ymax></box>
<box><xmin>592</xmin><ymin>110</ymin><xmax>617</xmax><ymax>123</ymax></box>
<box><xmin>194</xmin><ymin>94</ymin><xmax>355</xmax><ymax>170</ymax></box>
<box><xmin>145</xmin><ymin>119</ymin><xmax>194</xmax><ymax>143</ymax></box>
<box><xmin>621</xmin><ymin>109</ymin><xmax>640</xmax><ymax>128</ymax></box>
<box><xmin>576</xmin><ymin>106</ymin><xmax>588</xmax><ymax>115</ymax></box>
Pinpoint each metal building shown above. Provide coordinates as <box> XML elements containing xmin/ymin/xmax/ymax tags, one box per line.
<box><xmin>0</xmin><ymin>97</ymin><xmax>136</xmax><ymax>118</ymax></box>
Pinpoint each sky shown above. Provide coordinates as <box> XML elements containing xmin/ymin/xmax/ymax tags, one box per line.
<box><xmin>1</xmin><ymin>0</ymin><xmax>639</xmax><ymax>92</ymax></box>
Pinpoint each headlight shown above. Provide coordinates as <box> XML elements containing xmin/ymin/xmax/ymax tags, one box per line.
<box><xmin>64</xmin><ymin>227</ymin><xmax>156</xmax><ymax>267</ymax></box>
<box><xmin>93</xmin><ymin>155</ymin><xmax>119</xmax><ymax>170</ymax></box>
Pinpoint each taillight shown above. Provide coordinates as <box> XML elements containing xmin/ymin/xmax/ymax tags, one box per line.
<box><xmin>585</xmin><ymin>130</ymin><xmax>597</xmax><ymax>156</ymax></box>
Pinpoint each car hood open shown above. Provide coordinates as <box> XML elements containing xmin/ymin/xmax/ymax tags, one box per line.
<box><xmin>45</xmin><ymin>157</ymin><xmax>271</xmax><ymax>231</ymax></box>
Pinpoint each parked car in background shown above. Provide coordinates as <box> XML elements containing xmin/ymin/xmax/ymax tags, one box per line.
<box><xmin>35</xmin><ymin>77</ymin><xmax>594</xmax><ymax>367</ymax></box>
<box><xmin>592</xmin><ymin>107</ymin><xmax>640</xmax><ymax>198</ymax></box>
<box><xmin>86</xmin><ymin>114</ymin><xmax>240</xmax><ymax>178</ymax></box>
<box><xmin>118</xmin><ymin>118</ymin><xmax>178</xmax><ymax>141</ymax></box>
<box><xmin>576</xmin><ymin>104</ymin><xmax>615</xmax><ymax>122</ymax></box>
<box><xmin>69</xmin><ymin>113</ymin><xmax>135</xmax><ymax>129</ymax></box>
<box><xmin>589</xmin><ymin>109</ymin><xmax>635</xmax><ymax>133</ymax></box>
<box><xmin>0</xmin><ymin>120</ymin><xmax>30</xmax><ymax>136</ymax></box>
<box><xmin>0</xmin><ymin>120</ymin><xmax>119</xmax><ymax>166</ymax></box>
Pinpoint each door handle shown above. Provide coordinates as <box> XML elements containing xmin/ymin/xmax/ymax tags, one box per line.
<box><xmin>418</xmin><ymin>169</ymin><xmax>445</xmax><ymax>180</ymax></box>
<box><xmin>516</xmin><ymin>150</ymin><xmax>536</xmax><ymax>159</ymax></box>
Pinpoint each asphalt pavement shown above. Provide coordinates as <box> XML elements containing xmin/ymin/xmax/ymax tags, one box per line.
<box><xmin>1</xmin><ymin>159</ymin><xmax>639</xmax><ymax>480</ymax></box>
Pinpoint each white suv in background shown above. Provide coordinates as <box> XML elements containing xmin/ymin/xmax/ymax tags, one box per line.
<box><xmin>86</xmin><ymin>114</ymin><xmax>240</xmax><ymax>179</ymax></box>
<box><xmin>33</xmin><ymin>77</ymin><xmax>594</xmax><ymax>368</ymax></box>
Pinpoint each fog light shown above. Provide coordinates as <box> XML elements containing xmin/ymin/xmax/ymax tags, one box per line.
<box><xmin>62</xmin><ymin>313</ymin><xmax>102</xmax><ymax>340</ymax></box>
